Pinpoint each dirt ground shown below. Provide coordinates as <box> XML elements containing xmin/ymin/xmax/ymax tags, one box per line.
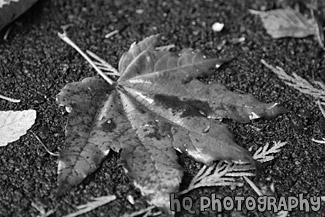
<box><xmin>0</xmin><ymin>0</ymin><xmax>325</xmax><ymax>216</ymax></box>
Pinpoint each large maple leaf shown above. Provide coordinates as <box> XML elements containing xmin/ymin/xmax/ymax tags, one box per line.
<box><xmin>56</xmin><ymin>34</ymin><xmax>285</xmax><ymax>214</ymax></box>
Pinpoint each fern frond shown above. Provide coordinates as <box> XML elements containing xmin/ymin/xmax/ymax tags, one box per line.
<box><xmin>179</xmin><ymin>161</ymin><xmax>255</xmax><ymax>195</ymax></box>
<box><xmin>62</xmin><ymin>195</ymin><xmax>116</xmax><ymax>217</ymax></box>
<box><xmin>261</xmin><ymin>59</ymin><xmax>325</xmax><ymax>102</ymax></box>
<box><xmin>253</xmin><ymin>141</ymin><xmax>287</xmax><ymax>163</ymax></box>
<box><xmin>180</xmin><ymin>141</ymin><xmax>287</xmax><ymax>195</ymax></box>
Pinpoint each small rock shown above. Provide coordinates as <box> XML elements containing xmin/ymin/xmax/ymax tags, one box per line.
<box><xmin>212</xmin><ymin>22</ymin><xmax>224</xmax><ymax>32</ymax></box>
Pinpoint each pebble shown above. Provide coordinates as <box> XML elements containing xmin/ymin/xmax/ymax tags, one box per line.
<box><xmin>212</xmin><ymin>22</ymin><xmax>224</xmax><ymax>32</ymax></box>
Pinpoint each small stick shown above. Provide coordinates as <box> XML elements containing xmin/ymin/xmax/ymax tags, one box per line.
<box><xmin>317</xmin><ymin>99</ymin><xmax>325</xmax><ymax>118</ymax></box>
<box><xmin>31</xmin><ymin>202</ymin><xmax>46</xmax><ymax>215</ymax></box>
<box><xmin>0</xmin><ymin>93</ymin><xmax>20</xmax><ymax>103</ymax></box>
<box><xmin>312</xmin><ymin>138</ymin><xmax>325</xmax><ymax>144</ymax></box>
<box><xmin>243</xmin><ymin>176</ymin><xmax>263</xmax><ymax>196</ymax></box>
<box><xmin>121</xmin><ymin>206</ymin><xmax>157</xmax><ymax>217</ymax></box>
<box><xmin>156</xmin><ymin>44</ymin><xmax>176</xmax><ymax>51</ymax></box>
<box><xmin>58</xmin><ymin>30</ymin><xmax>114</xmax><ymax>85</ymax></box>
<box><xmin>31</xmin><ymin>131</ymin><xmax>59</xmax><ymax>157</ymax></box>
<box><xmin>3</xmin><ymin>26</ymin><xmax>13</xmax><ymax>40</ymax></box>
<box><xmin>104</xmin><ymin>30</ymin><xmax>119</xmax><ymax>39</ymax></box>
<box><xmin>244</xmin><ymin>177</ymin><xmax>289</xmax><ymax>217</ymax></box>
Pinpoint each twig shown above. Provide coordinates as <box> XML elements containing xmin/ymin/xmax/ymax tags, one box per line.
<box><xmin>244</xmin><ymin>177</ymin><xmax>289</xmax><ymax>217</ymax></box>
<box><xmin>156</xmin><ymin>44</ymin><xmax>176</xmax><ymax>51</ymax></box>
<box><xmin>277</xmin><ymin>210</ymin><xmax>289</xmax><ymax>217</ymax></box>
<box><xmin>243</xmin><ymin>176</ymin><xmax>263</xmax><ymax>196</ymax></box>
<box><xmin>317</xmin><ymin>99</ymin><xmax>325</xmax><ymax>118</ymax></box>
<box><xmin>31</xmin><ymin>201</ymin><xmax>55</xmax><ymax>217</ymax></box>
<box><xmin>311</xmin><ymin>8</ymin><xmax>325</xmax><ymax>50</ymax></box>
<box><xmin>311</xmin><ymin>138</ymin><xmax>325</xmax><ymax>144</ymax></box>
<box><xmin>3</xmin><ymin>26</ymin><xmax>13</xmax><ymax>40</ymax></box>
<box><xmin>105</xmin><ymin>30</ymin><xmax>119</xmax><ymax>38</ymax></box>
<box><xmin>31</xmin><ymin>131</ymin><xmax>59</xmax><ymax>157</ymax></box>
<box><xmin>121</xmin><ymin>206</ymin><xmax>158</xmax><ymax>217</ymax></box>
<box><xmin>0</xmin><ymin>93</ymin><xmax>20</xmax><ymax>103</ymax></box>
<box><xmin>58</xmin><ymin>30</ymin><xmax>114</xmax><ymax>85</ymax></box>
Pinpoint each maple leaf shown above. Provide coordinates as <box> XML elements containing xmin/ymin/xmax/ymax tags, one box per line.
<box><xmin>0</xmin><ymin>110</ymin><xmax>36</xmax><ymax>146</ymax></box>
<box><xmin>57</xmin><ymin>34</ymin><xmax>285</xmax><ymax>213</ymax></box>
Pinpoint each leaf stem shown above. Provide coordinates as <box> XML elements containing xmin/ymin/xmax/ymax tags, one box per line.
<box><xmin>58</xmin><ymin>31</ymin><xmax>114</xmax><ymax>85</ymax></box>
<box><xmin>31</xmin><ymin>131</ymin><xmax>59</xmax><ymax>157</ymax></box>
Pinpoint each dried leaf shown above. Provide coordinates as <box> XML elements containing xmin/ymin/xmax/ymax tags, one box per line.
<box><xmin>0</xmin><ymin>110</ymin><xmax>36</xmax><ymax>146</ymax></box>
<box><xmin>250</xmin><ymin>8</ymin><xmax>317</xmax><ymax>38</ymax></box>
<box><xmin>57</xmin><ymin>34</ymin><xmax>286</xmax><ymax>213</ymax></box>
<box><xmin>0</xmin><ymin>0</ymin><xmax>39</xmax><ymax>31</ymax></box>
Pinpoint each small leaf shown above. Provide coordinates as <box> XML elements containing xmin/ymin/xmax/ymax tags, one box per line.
<box><xmin>250</xmin><ymin>8</ymin><xmax>317</xmax><ymax>38</ymax></box>
<box><xmin>0</xmin><ymin>0</ymin><xmax>39</xmax><ymax>31</ymax></box>
<box><xmin>0</xmin><ymin>110</ymin><xmax>36</xmax><ymax>146</ymax></box>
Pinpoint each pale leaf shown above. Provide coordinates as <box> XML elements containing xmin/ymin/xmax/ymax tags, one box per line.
<box><xmin>0</xmin><ymin>110</ymin><xmax>36</xmax><ymax>146</ymax></box>
<box><xmin>250</xmin><ymin>8</ymin><xmax>317</xmax><ymax>38</ymax></box>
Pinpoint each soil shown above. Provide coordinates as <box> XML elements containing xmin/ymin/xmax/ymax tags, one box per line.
<box><xmin>0</xmin><ymin>0</ymin><xmax>325</xmax><ymax>216</ymax></box>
